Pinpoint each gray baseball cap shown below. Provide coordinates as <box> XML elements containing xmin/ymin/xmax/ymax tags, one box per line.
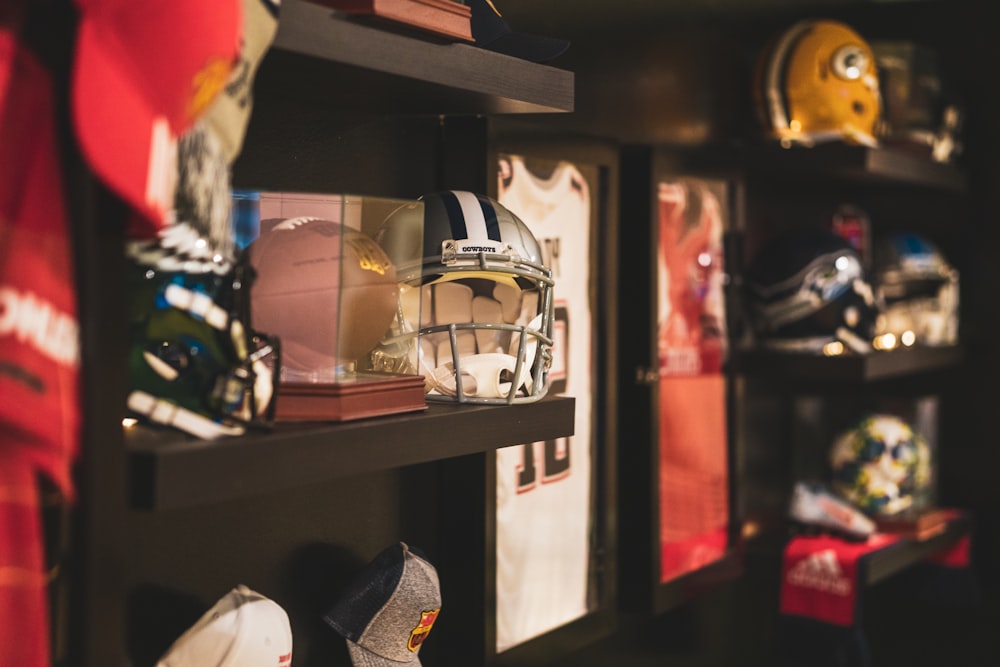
<box><xmin>323</xmin><ymin>542</ymin><xmax>442</xmax><ymax>666</ymax></box>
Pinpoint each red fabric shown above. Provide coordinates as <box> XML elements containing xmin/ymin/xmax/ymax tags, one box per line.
<box><xmin>655</xmin><ymin>180</ymin><xmax>730</xmax><ymax>584</ymax></box>
<box><xmin>658</xmin><ymin>376</ymin><xmax>729</xmax><ymax>583</ymax></box>
<box><xmin>781</xmin><ymin>511</ymin><xmax>973</xmax><ymax>626</ymax></box>
<box><xmin>1</xmin><ymin>11</ymin><xmax>81</xmax><ymax>667</ymax></box>
<box><xmin>0</xmin><ymin>462</ymin><xmax>49</xmax><ymax>666</ymax></box>
<box><xmin>660</xmin><ymin>527</ymin><xmax>728</xmax><ymax>583</ymax></box>
<box><xmin>924</xmin><ymin>508</ymin><xmax>971</xmax><ymax>568</ymax></box>
<box><xmin>71</xmin><ymin>0</ymin><xmax>242</xmax><ymax>234</ymax></box>
<box><xmin>927</xmin><ymin>533</ymin><xmax>971</xmax><ymax>568</ymax></box>
<box><xmin>781</xmin><ymin>533</ymin><xmax>900</xmax><ymax>626</ymax></box>
<box><xmin>0</xmin><ymin>12</ymin><xmax>80</xmax><ymax>499</ymax></box>
<box><xmin>656</xmin><ymin>181</ymin><xmax>727</xmax><ymax>376</ymax></box>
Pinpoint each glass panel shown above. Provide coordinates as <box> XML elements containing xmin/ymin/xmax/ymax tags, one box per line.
<box><xmin>656</xmin><ymin>177</ymin><xmax>730</xmax><ymax>583</ymax></box>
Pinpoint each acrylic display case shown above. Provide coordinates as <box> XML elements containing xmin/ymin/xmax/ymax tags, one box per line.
<box><xmin>235</xmin><ymin>190</ymin><xmax>427</xmax><ymax>421</ymax></box>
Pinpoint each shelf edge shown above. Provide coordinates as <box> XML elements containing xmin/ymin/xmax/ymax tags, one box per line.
<box><xmin>129</xmin><ymin>395</ymin><xmax>576</xmax><ymax>510</ymax></box>
<box><xmin>273</xmin><ymin>1</ymin><xmax>574</xmax><ymax>114</ymax></box>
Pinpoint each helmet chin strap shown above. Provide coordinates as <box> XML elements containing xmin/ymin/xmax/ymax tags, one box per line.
<box><xmin>427</xmin><ymin>353</ymin><xmax>523</xmax><ymax>399</ymax></box>
<box><xmin>127</xmin><ymin>390</ymin><xmax>246</xmax><ymax>440</ymax></box>
<box><xmin>251</xmin><ymin>359</ymin><xmax>274</xmax><ymax>415</ymax></box>
<box><xmin>424</xmin><ymin>314</ymin><xmax>541</xmax><ymax>400</ymax></box>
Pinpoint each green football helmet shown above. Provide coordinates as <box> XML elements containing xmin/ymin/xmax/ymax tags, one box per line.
<box><xmin>125</xmin><ymin>221</ymin><xmax>280</xmax><ymax>439</ymax></box>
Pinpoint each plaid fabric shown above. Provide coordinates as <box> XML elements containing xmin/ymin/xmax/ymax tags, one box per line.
<box><xmin>0</xmin><ymin>462</ymin><xmax>49</xmax><ymax>666</ymax></box>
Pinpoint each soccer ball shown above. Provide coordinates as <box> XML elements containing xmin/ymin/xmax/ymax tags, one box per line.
<box><xmin>829</xmin><ymin>414</ymin><xmax>932</xmax><ymax>516</ymax></box>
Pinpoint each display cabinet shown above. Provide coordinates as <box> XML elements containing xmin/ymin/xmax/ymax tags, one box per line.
<box><xmin>51</xmin><ymin>2</ymin><xmax>998</xmax><ymax>666</ymax></box>
<box><xmin>613</xmin><ymin>145</ymin><xmax>746</xmax><ymax>616</ymax></box>
<box><xmin>480</xmin><ymin>3</ymin><xmax>995</xmax><ymax>665</ymax></box>
<box><xmin>732</xmin><ymin>137</ymin><xmax>974</xmax><ymax>667</ymax></box>
<box><xmin>735</xmin><ymin>136</ymin><xmax>970</xmax><ymax>513</ymax></box>
<box><xmin>65</xmin><ymin>3</ymin><xmax>582</xmax><ymax>666</ymax></box>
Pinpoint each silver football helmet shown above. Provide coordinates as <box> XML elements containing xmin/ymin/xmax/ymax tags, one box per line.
<box><xmin>369</xmin><ymin>191</ymin><xmax>554</xmax><ymax>405</ymax></box>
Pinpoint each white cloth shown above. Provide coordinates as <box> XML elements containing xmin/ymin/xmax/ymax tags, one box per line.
<box><xmin>495</xmin><ymin>155</ymin><xmax>594</xmax><ymax>651</ymax></box>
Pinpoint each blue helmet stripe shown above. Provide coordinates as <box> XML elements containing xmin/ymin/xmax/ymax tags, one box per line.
<box><xmin>438</xmin><ymin>191</ymin><xmax>470</xmax><ymax>240</ymax></box>
<box><xmin>475</xmin><ymin>193</ymin><xmax>502</xmax><ymax>241</ymax></box>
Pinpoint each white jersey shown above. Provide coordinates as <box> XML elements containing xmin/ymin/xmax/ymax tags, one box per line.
<box><xmin>495</xmin><ymin>155</ymin><xmax>593</xmax><ymax>652</ymax></box>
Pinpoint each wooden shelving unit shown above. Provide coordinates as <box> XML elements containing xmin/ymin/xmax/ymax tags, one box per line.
<box><xmin>66</xmin><ymin>4</ymin><xmax>580</xmax><ymax>666</ymax></box>
<box><xmin>736</xmin><ymin>345</ymin><xmax>964</xmax><ymax>384</ymax></box>
<box><xmin>865</xmin><ymin>514</ymin><xmax>970</xmax><ymax>586</ymax></box>
<box><xmin>748</xmin><ymin>142</ymin><xmax>968</xmax><ymax>192</ymax></box>
<box><xmin>256</xmin><ymin>0</ymin><xmax>574</xmax><ymax>115</ymax></box>
<box><xmin>742</xmin><ymin>512</ymin><xmax>972</xmax><ymax>591</ymax></box>
<box><xmin>127</xmin><ymin>396</ymin><xmax>575</xmax><ymax>510</ymax></box>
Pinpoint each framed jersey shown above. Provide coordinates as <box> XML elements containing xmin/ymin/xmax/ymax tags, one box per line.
<box><xmin>617</xmin><ymin>146</ymin><xmax>742</xmax><ymax>614</ymax></box>
<box><xmin>655</xmin><ymin>177</ymin><xmax>730</xmax><ymax>583</ymax></box>
<box><xmin>488</xmin><ymin>137</ymin><xmax>618</xmax><ymax>662</ymax></box>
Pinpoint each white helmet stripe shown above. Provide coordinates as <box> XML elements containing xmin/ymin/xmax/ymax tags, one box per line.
<box><xmin>766</xmin><ymin>20</ymin><xmax>812</xmax><ymax>132</ymax></box>
<box><xmin>452</xmin><ymin>190</ymin><xmax>490</xmax><ymax>239</ymax></box>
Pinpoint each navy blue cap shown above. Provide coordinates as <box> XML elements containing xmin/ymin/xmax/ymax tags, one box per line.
<box><xmin>468</xmin><ymin>0</ymin><xmax>570</xmax><ymax>64</ymax></box>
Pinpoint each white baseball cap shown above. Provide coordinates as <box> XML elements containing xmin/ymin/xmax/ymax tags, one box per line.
<box><xmin>156</xmin><ymin>585</ymin><xmax>292</xmax><ymax>667</ymax></box>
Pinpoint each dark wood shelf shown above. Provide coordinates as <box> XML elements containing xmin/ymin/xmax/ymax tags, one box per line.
<box><xmin>127</xmin><ymin>395</ymin><xmax>575</xmax><ymax>510</ymax></box>
<box><xmin>258</xmin><ymin>0</ymin><xmax>574</xmax><ymax>115</ymax></box>
<box><xmin>743</xmin><ymin>513</ymin><xmax>971</xmax><ymax>590</ymax></box>
<box><xmin>865</xmin><ymin>514</ymin><xmax>971</xmax><ymax>586</ymax></box>
<box><xmin>749</xmin><ymin>142</ymin><xmax>967</xmax><ymax>192</ymax></box>
<box><xmin>736</xmin><ymin>345</ymin><xmax>963</xmax><ymax>384</ymax></box>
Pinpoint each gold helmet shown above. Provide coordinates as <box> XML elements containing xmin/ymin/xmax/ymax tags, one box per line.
<box><xmin>756</xmin><ymin>19</ymin><xmax>882</xmax><ymax>147</ymax></box>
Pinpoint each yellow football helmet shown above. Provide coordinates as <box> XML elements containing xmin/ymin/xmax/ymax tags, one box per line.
<box><xmin>757</xmin><ymin>19</ymin><xmax>882</xmax><ymax>147</ymax></box>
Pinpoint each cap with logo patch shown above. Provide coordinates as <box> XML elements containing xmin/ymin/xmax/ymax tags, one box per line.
<box><xmin>323</xmin><ymin>542</ymin><xmax>442</xmax><ymax>667</ymax></box>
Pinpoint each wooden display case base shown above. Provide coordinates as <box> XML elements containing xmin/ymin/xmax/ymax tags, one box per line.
<box><xmin>875</xmin><ymin>507</ymin><xmax>951</xmax><ymax>541</ymax></box>
<box><xmin>274</xmin><ymin>373</ymin><xmax>427</xmax><ymax>422</ymax></box>
<box><xmin>317</xmin><ymin>0</ymin><xmax>473</xmax><ymax>41</ymax></box>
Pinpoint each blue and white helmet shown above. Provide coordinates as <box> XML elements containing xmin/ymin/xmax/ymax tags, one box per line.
<box><xmin>745</xmin><ymin>229</ymin><xmax>880</xmax><ymax>355</ymax></box>
<box><xmin>369</xmin><ymin>191</ymin><xmax>554</xmax><ymax>405</ymax></box>
<box><xmin>872</xmin><ymin>232</ymin><xmax>959</xmax><ymax>347</ymax></box>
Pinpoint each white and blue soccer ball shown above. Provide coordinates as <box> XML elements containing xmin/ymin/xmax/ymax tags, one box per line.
<box><xmin>829</xmin><ymin>414</ymin><xmax>932</xmax><ymax>517</ymax></box>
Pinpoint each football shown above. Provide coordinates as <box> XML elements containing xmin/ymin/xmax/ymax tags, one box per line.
<box><xmin>829</xmin><ymin>413</ymin><xmax>932</xmax><ymax>517</ymax></box>
<box><xmin>248</xmin><ymin>217</ymin><xmax>399</xmax><ymax>381</ymax></box>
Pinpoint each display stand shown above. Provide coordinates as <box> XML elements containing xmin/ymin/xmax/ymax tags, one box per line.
<box><xmin>874</xmin><ymin>507</ymin><xmax>952</xmax><ymax>541</ymax></box>
<box><xmin>274</xmin><ymin>373</ymin><xmax>427</xmax><ymax>421</ymax></box>
<box><xmin>314</xmin><ymin>0</ymin><xmax>474</xmax><ymax>41</ymax></box>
